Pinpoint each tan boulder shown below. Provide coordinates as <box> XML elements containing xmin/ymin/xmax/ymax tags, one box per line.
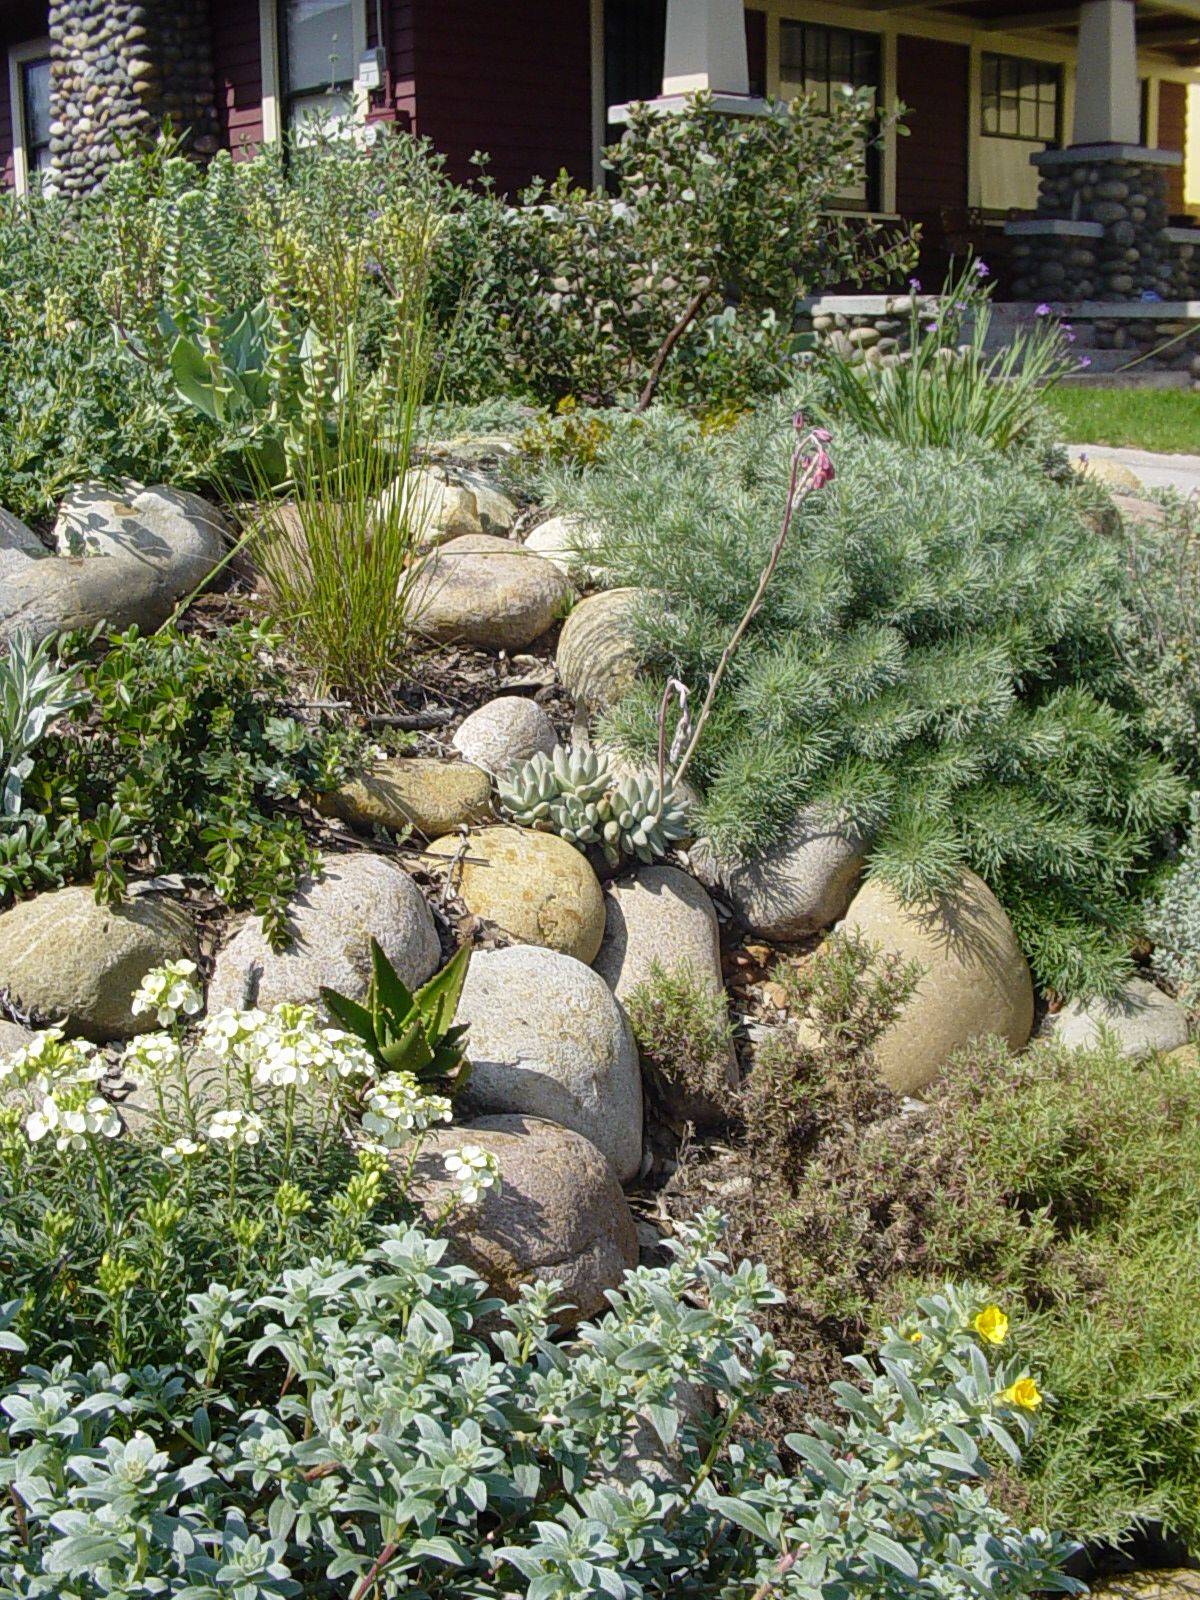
<box><xmin>0</xmin><ymin>883</ymin><xmax>198</xmax><ymax>1042</ymax></box>
<box><xmin>1091</xmin><ymin>1573</ymin><xmax>1200</xmax><ymax>1600</ymax></box>
<box><xmin>409</xmin><ymin>1113</ymin><xmax>638</xmax><ymax>1328</ymax></box>
<box><xmin>1072</xmin><ymin>455</ymin><xmax>1143</xmax><ymax>492</ymax></box>
<box><xmin>411</xmin><ymin>534</ymin><xmax>572</xmax><ymax>651</ymax></box>
<box><xmin>426</xmin><ymin>824</ymin><xmax>605</xmax><ymax>963</ymax></box>
<box><xmin>316</xmin><ymin>757</ymin><xmax>492</xmax><ymax>838</ymax></box>
<box><xmin>556</xmin><ymin>587</ymin><xmax>643</xmax><ymax>711</ymax></box>
<box><xmin>838</xmin><ymin>868</ymin><xmax>1034</xmax><ymax>1097</ymax></box>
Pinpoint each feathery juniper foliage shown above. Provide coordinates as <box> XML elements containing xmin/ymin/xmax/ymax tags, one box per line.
<box><xmin>539</xmin><ymin>405</ymin><xmax>1185</xmax><ymax>996</ymax></box>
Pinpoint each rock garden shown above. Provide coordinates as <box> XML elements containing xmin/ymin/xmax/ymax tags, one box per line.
<box><xmin>2</xmin><ymin>105</ymin><xmax>1200</xmax><ymax>1600</ymax></box>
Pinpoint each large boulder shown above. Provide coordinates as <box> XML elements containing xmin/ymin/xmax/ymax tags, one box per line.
<box><xmin>454</xmin><ymin>945</ymin><xmax>643</xmax><ymax>1180</ymax></box>
<box><xmin>1040</xmin><ymin>976</ymin><xmax>1189</xmax><ymax>1059</ymax></box>
<box><xmin>207</xmin><ymin>852</ymin><xmax>439</xmax><ymax>1013</ymax></box>
<box><xmin>0</xmin><ymin>1019</ymin><xmax>34</xmax><ymax>1058</ymax></box>
<box><xmin>692</xmin><ymin>808</ymin><xmax>867</xmax><ymax>940</ymax></box>
<box><xmin>524</xmin><ymin>514</ymin><xmax>606</xmax><ymax>587</ymax></box>
<box><xmin>380</xmin><ymin>464</ymin><xmax>518</xmax><ymax>544</ymax></box>
<box><xmin>452</xmin><ymin>696</ymin><xmax>558</xmax><ymax>776</ymax></box>
<box><xmin>1072</xmin><ymin>455</ymin><xmax>1143</xmax><ymax>493</ymax></box>
<box><xmin>409</xmin><ymin>1113</ymin><xmax>638</xmax><ymax>1327</ymax></box>
<box><xmin>556</xmin><ymin>587</ymin><xmax>642</xmax><ymax>711</ymax></box>
<box><xmin>0</xmin><ymin>883</ymin><xmax>198</xmax><ymax>1042</ymax></box>
<box><xmin>426</xmin><ymin>825</ymin><xmax>605</xmax><ymax>963</ymax></box>
<box><xmin>316</xmin><ymin>757</ymin><xmax>492</xmax><ymax>839</ymax></box>
<box><xmin>1091</xmin><ymin>1574</ymin><xmax>1200</xmax><ymax>1600</ymax></box>
<box><xmin>0</xmin><ymin>509</ymin><xmax>46</xmax><ymax>579</ymax></box>
<box><xmin>411</xmin><ymin>534</ymin><xmax>572</xmax><ymax>651</ymax></box>
<box><xmin>593</xmin><ymin>864</ymin><xmax>737</xmax><ymax>1125</ymax></box>
<box><xmin>838</xmin><ymin>869</ymin><xmax>1034</xmax><ymax>1097</ymax></box>
<box><xmin>0</xmin><ymin>485</ymin><xmax>227</xmax><ymax>646</ymax></box>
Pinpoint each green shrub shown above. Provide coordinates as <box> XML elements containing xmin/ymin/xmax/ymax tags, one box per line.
<box><xmin>672</xmin><ymin>933</ymin><xmax>1200</xmax><ymax>1548</ymax></box>
<box><xmin>538</xmin><ymin>404</ymin><xmax>1186</xmax><ymax>997</ymax></box>
<box><xmin>813</xmin><ymin>260</ymin><xmax>1080</xmax><ymax>453</ymax></box>
<box><xmin>14</xmin><ymin>624</ymin><xmax>358</xmax><ymax>945</ymax></box>
<box><xmin>495</xmin><ymin>91</ymin><xmax>915</xmax><ymax>408</ymax></box>
<box><xmin>625</xmin><ymin>959</ymin><xmax>736</xmax><ymax>1114</ymax></box>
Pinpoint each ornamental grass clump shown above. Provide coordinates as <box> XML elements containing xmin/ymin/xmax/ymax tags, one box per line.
<box><xmin>537</xmin><ymin>404</ymin><xmax>1186</xmax><ymax>997</ymax></box>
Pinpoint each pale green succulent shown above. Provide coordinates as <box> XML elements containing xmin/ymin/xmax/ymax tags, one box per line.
<box><xmin>497</xmin><ymin>744</ymin><xmax>691</xmax><ymax>866</ymax></box>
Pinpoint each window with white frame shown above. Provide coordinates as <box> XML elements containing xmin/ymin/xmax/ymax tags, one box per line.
<box><xmin>778</xmin><ymin>21</ymin><xmax>881</xmax><ymax>211</ymax></box>
<box><xmin>8</xmin><ymin>40</ymin><xmax>52</xmax><ymax>193</ymax></box>
<box><xmin>259</xmin><ymin>0</ymin><xmax>367</xmax><ymax>141</ymax></box>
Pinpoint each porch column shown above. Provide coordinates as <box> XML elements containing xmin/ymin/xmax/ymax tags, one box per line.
<box><xmin>1072</xmin><ymin>0</ymin><xmax>1140</xmax><ymax>145</ymax></box>
<box><xmin>661</xmin><ymin>0</ymin><xmax>750</xmax><ymax>97</ymax></box>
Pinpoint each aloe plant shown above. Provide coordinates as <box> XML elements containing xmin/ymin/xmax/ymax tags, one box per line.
<box><xmin>320</xmin><ymin>939</ymin><xmax>471</xmax><ymax>1094</ymax></box>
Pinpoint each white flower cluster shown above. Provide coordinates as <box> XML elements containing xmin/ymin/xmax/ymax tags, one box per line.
<box><xmin>361</xmin><ymin>1072</ymin><xmax>452</xmax><ymax>1152</ymax></box>
<box><xmin>442</xmin><ymin>1143</ymin><xmax>501</xmax><ymax>1206</ymax></box>
<box><xmin>201</xmin><ymin>1002</ymin><xmax>376</xmax><ymax>1091</ymax></box>
<box><xmin>2</xmin><ymin>1030</ymin><xmax>122</xmax><ymax>1153</ymax></box>
<box><xmin>205</xmin><ymin>1106</ymin><xmax>265</xmax><ymax>1150</ymax></box>
<box><xmin>130</xmin><ymin>960</ymin><xmax>204</xmax><ymax>1029</ymax></box>
<box><xmin>160</xmin><ymin>1136</ymin><xmax>205</xmax><ymax>1166</ymax></box>
<box><xmin>119</xmin><ymin>1031</ymin><xmax>184</xmax><ymax>1087</ymax></box>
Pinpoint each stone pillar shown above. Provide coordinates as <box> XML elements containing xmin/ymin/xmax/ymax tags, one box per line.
<box><xmin>662</xmin><ymin>0</ymin><xmax>750</xmax><ymax>97</ymax></box>
<box><xmin>1073</xmin><ymin>0</ymin><xmax>1140</xmax><ymax>146</ymax></box>
<box><xmin>47</xmin><ymin>0</ymin><xmax>218</xmax><ymax>199</ymax></box>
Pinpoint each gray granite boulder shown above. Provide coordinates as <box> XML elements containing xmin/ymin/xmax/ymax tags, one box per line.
<box><xmin>1039</xmin><ymin>976</ymin><xmax>1189</xmax><ymax>1059</ymax></box>
<box><xmin>0</xmin><ymin>486</ymin><xmax>227</xmax><ymax>645</ymax></box>
<box><xmin>593</xmin><ymin>865</ymin><xmax>737</xmax><ymax>1125</ymax></box>
<box><xmin>454</xmin><ymin>945</ymin><xmax>643</xmax><ymax>1181</ymax></box>
<box><xmin>692</xmin><ymin>807</ymin><xmax>867</xmax><ymax>940</ymax></box>
<box><xmin>208</xmin><ymin>851</ymin><xmax>439</xmax><ymax>1013</ymax></box>
<box><xmin>409</xmin><ymin>1113</ymin><xmax>638</xmax><ymax>1328</ymax></box>
<box><xmin>556</xmin><ymin>587</ymin><xmax>642</xmax><ymax>711</ymax></box>
<box><xmin>0</xmin><ymin>882</ymin><xmax>198</xmax><ymax>1042</ymax></box>
<box><xmin>524</xmin><ymin>514</ymin><xmax>606</xmax><ymax>587</ymax></box>
<box><xmin>451</xmin><ymin>696</ymin><xmax>558</xmax><ymax>776</ymax></box>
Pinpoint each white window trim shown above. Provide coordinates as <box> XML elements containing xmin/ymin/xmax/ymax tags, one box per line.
<box><xmin>8</xmin><ymin>37</ymin><xmax>51</xmax><ymax>197</ymax></box>
<box><xmin>258</xmin><ymin>0</ymin><xmax>369</xmax><ymax>144</ymax></box>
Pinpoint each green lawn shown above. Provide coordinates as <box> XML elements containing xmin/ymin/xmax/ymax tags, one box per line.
<box><xmin>1045</xmin><ymin>385</ymin><xmax>1200</xmax><ymax>454</ymax></box>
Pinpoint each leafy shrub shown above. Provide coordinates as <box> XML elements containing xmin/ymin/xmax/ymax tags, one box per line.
<box><xmin>495</xmin><ymin>91</ymin><xmax>915</xmax><ymax>408</ymax></box>
<box><xmin>672</xmin><ymin>933</ymin><xmax>1200</xmax><ymax>1548</ymax></box>
<box><xmin>814</xmin><ymin>260</ymin><xmax>1080</xmax><ymax>452</ymax></box>
<box><xmin>0</xmin><ymin>1201</ymin><xmax>1076</xmax><ymax>1598</ymax></box>
<box><xmin>625</xmin><ymin>960</ymin><xmax>736</xmax><ymax>1115</ymax></box>
<box><xmin>14</xmin><ymin>624</ymin><xmax>358</xmax><ymax>945</ymax></box>
<box><xmin>537</xmin><ymin>404</ymin><xmax>1186</xmax><ymax>997</ymax></box>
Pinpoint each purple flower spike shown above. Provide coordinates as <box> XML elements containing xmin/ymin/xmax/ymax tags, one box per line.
<box><xmin>1078</xmin><ymin>356</ymin><xmax>1092</xmax><ymax>369</ymax></box>
<box><xmin>975</xmin><ymin>260</ymin><xmax>990</xmax><ymax>278</ymax></box>
<box><xmin>1034</xmin><ymin>303</ymin><xmax>1051</xmax><ymax>317</ymax></box>
<box><xmin>925</xmin><ymin>321</ymin><xmax>939</xmax><ymax>334</ymax></box>
<box><xmin>909</xmin><ymin>277</ymin><xmax>922</xmax><ymax>292</ymax></box>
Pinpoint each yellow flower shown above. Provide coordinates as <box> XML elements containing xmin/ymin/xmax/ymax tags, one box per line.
<box><xmin>903</xmin><ymin>1328</ymin><xmax>923</xmax><ymax>1344</ymax></box>
<box><xmin>973</xmin><ymin>1304</ymin><xmax>1009</xmax><ymax>1346</ymax></box>
<box><xmin>1000</xmin><ymin>1377</ymin><xmax>1042</xmax><ymax>1411</ymax></box>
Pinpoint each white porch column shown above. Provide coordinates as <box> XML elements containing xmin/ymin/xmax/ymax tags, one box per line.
<box><xmin>1072</xmin><ymin>0</ymin><xmax>1140</xmax><ymax>145</ymax></box>
<box><xmin>661</xmin><ymin>0</ymin><xmax>749</xmax><ymax>97</ymax></box>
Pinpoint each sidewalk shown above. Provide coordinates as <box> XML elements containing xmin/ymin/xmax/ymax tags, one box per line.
<box><xmin>1065</xmin><ymin>442</ymin><xmax>1200</xmax><ymax>496</ymax></box>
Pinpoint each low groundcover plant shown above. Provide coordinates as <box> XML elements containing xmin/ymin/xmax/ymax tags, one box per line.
<box><xmin>0</xmin><ymin>1214</ymin><xmax>1077</xmax><ymax>1599</ymax></box>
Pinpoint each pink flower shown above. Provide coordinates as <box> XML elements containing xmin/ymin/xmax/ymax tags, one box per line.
<box><xmin>1034</xmin><ymin>303</ymin><xmax>1052</xmax><ymax>316</ymax></box>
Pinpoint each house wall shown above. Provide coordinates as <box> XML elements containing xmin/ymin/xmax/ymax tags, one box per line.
<box><xmin>1160</xmin><ymin>77</ymin><xmax>1188</xmax><ymax>214</ymax></box>
<box><xmin>411</xmin><ymin>0</ymin><xmax>593</xmax><ymax>194</ymax></box>
<box><xmin>211</xmin><ymin>3</ymin><xmax>263</xmax><ymax>158</ymax></box>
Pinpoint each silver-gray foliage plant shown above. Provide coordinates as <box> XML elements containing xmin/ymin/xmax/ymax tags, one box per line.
<box><xmin>0</xmin><ymin>631</ymin><xmax>84</xmax><ymax>821</ymax></box>
<box><xmin>0</xmin><ymin>1210</ymin><xmax>1079</xmax><ymax>1599</ymax></box>
<box><xmin>498</xmin><ymin>744</ymin><xmax>690</xmax><ymax>866</ymax></box>
<box><xmin>1147</xmin><ymin>798</ymin><xmax>1200</xmax><ymax>1014</ymax></box>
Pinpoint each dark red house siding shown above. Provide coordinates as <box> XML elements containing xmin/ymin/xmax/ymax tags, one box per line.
<box><xmin>0</xmin><ymin>59</ymin><xmax>12</xmax><ymax>189</ymax></box>
<box><xmin>895</xmin><ymin>35</ymin><xmax>969</xmax><ymax>218</ymax></box>
<box><xmin>210</xmin><ymin>3</ymin><xmax>264</xmax><ymax>159</ymax></box>
<box><xmin>1158</xmin><ymin>78</ymin><xmax>1187</xmax><ymax>216</ymax></box>
<box><xmin>412</xmin><ymin>0</ymin><xmax>593</xmax><ymax>194</ymax></box>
